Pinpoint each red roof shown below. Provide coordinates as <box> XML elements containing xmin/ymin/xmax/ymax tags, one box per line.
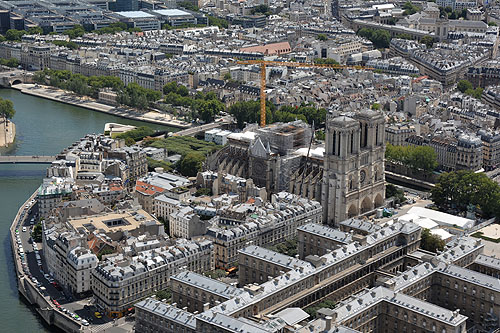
<box><xmin>240</xmin><ymin>42</ymin><xmax>292</xmax><ymax>56</ymax></box>
<box><xmin>135</xmin><ymin>181</ymin><xmax>165</xmax><ymax>196</ymax></box>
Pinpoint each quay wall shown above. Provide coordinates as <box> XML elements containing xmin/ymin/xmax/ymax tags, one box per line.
<box><xmin>9</xmin><ymin>190</ymin><xmax>82</xmax><ymax>333</ymax></box>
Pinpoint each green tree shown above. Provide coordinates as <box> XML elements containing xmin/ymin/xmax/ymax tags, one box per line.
<box><xmin>431</xmin><ymin>170</ymin><xmax>500</xmax><ymax>217</ymax></box>
<box><xmin>386</xmin><ymin>184</ymin><xmax>406</xmax><ymax>204</ymax></box>
<box><xmin>208</xmin><ymin>15</ymin><xmax>229</xmax><ymax>29</ymax></box>
<box><xmin>124</xmin><ymin>137</ymin><xmax>135</xmax><ymax>146</ymax></box>
<box><xmin>0</xmin><ymin>58</ymin><xmax>19</xmax><ymax>68</ymax></box>
<box><xmin>229</xmin><ymin>100</ymin><xmax>266</xmax><ymax>128</ymax></box>
<box><xmin>489</xmin><ymin>22</ymin><xmax>498</xmax><ymax>26</ymax></box>
<box><xmin>408</xmin><ymin>146</ymin><xmax>438</xmax><ymax>172</ymax></box>
<box><xmin>147</xmin><ymin>157</ymin><xmax>172</xmax><ymax>172</ymax></box>
<box><xmin>0</xmin><ymin>97</ymin><xmax>15</xmax><ymax>122</ymax></box>
<box><xmin>5</xmin><ymin>29</ymin><xmax>26</xmax><ymax>41</ymax></box>
<box><xmin>178</xmin><ymin>152</ymin><xmax>205</xmax><ymax>177</ymax></box>
<box><xmin>420</xmin><ymin>228</ymin><xmax>445</xmax><ymax>253</ymax></box>
<box><xmin>27</xmin><ymin>26</ymin><xmax>43</xmax><ymax>35</ymax></box>
<box><xmin>385</xmin><ymin>143</ymin><xmax>437</xmax><ymax>172</ymax></box>
<box><xmin>178</xmin><ymin>1</ymin><xmax>199</xmax><ymax>11</ymax></box>
<box><xmin>397</xmin><ymin>33</ymin><xmax>413</xmax><ymax>40</ymax></box>
<box><xmin>223</xmin><ymin>72</ymin><xmax>232</xmax><ymax>80</ymax></box>
<box><xmin>251</xmin><ymin>4</ymin><xmax>271</xmax><ymax>15</ymax></box>
<box><xmin>64</xmin><ymin>24</ymin><xmax>85</xmax><ymax>38</ymax></box>
<box><xmin>403</xmin><ymin>1</ymin><xmax>420</xmax><ymax>15</ymax></box>
<box><xmin>421</xmin><ymin>35</ymin><xmax>434</xmax><ymax>48</ymax></box>
<box><xmin>196</xmin><ymin>98</ymin><xmax>224</xmax><ymax>123</ymax></box>
<box><xmin>155</xmin><ymin>288</ymin><xmax>172</xmax><ymax>302</ymax></box>
<box><xmin>356</xmin><ymin>28</ymin><xmax>391</xmax><ymax>48</ymax></box>
<box><xmin>465</xmin><ymin>87</ymin><xmax>483</xmax><ymax>99</ymax></box>
<box><xmin>313</xmin><ymin>58</ymin><xmax>339</xmax><ymax>65</ymax></box>
<box><xmin>33</xmin><ymin>71</ymin><xmax>46</xmax><ymax>84</ymax></box>
<box><xmin>371</xmin><ymin>103</ymin><xmax>380</xmax><ymax>110</ymax></box>
<box><xmin>315</xmin><ymin>130</ymin><xmax>325</xmax><ymax>141</ymax></box>
<box><xmin>32</xmin><ymin>222</ymin><xmax>43</xmax><ymax>242</ymax></box>
<box><xmin>317</xmin><ymin>33</ymin><xmax>328</xmax><ymax>41</ymax></box>
<box><xmin>195</xmin><ymin>187</ymin><xmax>212</xmax><ymax>196</ymax></box>
<box><xmin>457</xmin><ymin>80</ymin><xmax>473</xmax><ymax>93</ymax></box>
<box><xmin>371</xmin><ymin>29</ymin><xmax>391</xmax><ymax>48</ymax></box>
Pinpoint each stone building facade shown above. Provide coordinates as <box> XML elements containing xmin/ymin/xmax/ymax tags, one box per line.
<box><xmin>322</xmin><ymin>110</ymin><xmax>386</xmax><ymax>226</ymax></box>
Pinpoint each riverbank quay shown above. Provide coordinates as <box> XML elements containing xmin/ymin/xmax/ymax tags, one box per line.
<box><xmin>9</xmin><ymin>191</ymin><xmax>83</xmax><ymax>333</ymax></box>
<box><xmin>0</xmin><ymin>119</ymin><xmax>15</xmax><ymax>147</ymax></box>
<box><xmin>12</xmin><ymin>84</ymin><xmax>191</xmax><ymax>129</ymax></box>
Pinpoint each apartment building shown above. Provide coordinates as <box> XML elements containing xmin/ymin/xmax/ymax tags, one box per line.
<box><xmin>385</xmin><ymin>124</ymin><xmax>417</xmax><ymax>146</ymax></box>
<box><xmin>37</xmin><ymin>177</ymin><xmax>74</xmax><ymax>218</ymax></box>
<box><xmin>238</xmin><ymin>245</ymin><xmax>314</xmax><ymax>285</ymax></box>
<box><xmin>92</xmin><ymin>239</ymin><xmax>213</xmax><ymax>317</ymax></box>
<box><xmin>43</xmin><ymin>229</ymin><xmax>97</xmax><ymax>298</ymax></box>
<box><xmin>107</xmin><ymin>146</ymin><xmax>147</xmax><ymax>187</ymax></box>
<box><xmin>135</xmin><ymin>172</ymin><xmax>191</xmax><ymax>214</ymax></box>
<box><xmin>297</xmin><ymin>223</ymin><xmax>352</xmax><ymax>259</ymax></box>
<box><xmin>469</xmin><ymin>254</ymin><xmax>500</xmax><ymax>278</ymax></box>
<box><xmin>168</xmin><ymin>206</ymin><xmax>209</xmax><ymax>239</ymax></box>
<box><xmin>338</xmin><ymin>218</ymin><xmax>382</xmax><ymax>235</ymax></box>
<box><xmin>206</xmin><ymin>193</ymin><xmax>322</xmax><ymax>269</ymax></box>
<box><xmin>478</xmin><ymin>130</ymin><xmax>500</xmax><ymax>170</ymax></box>
<box><xmin>170</xmin><ymin>271</ymin><xmax>244</xmax><ymax>313</ymax></box>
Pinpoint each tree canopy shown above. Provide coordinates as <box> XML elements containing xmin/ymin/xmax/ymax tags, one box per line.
<box><xmin>386</xmin><ymin>184</ymin><xmax>406</xmax><ymax>204</ymax></box>
<box><xmin>385</xmin><ymin>143</ymin><xmax>438</xmax><ymax>172</ymax></box>
<box><xmin>0</xmin><ymin>97</ymin><xmax>15</xmax><ymax>121</ymax></box>
<box><xmin>178</xmin><ymin>152</ymin><xmax>205</xmax><ymax>177</ymax></box>
<box><xmin>420</xmin><ymin>228</ymin><xmax>445</xmax><ymax>253</ymax></box>
<box><xmin>457</xmin><ymin>80</ymin><xmax>483</xmax><ymax>99</ymax></box>
<box><xmin>357</xmin><ymin>28</ymin><xmax>391</xmax><ymax>48</ymax></box>
<box><xmin>5</xmin><ymin>29</ymin><xmax>26</xmax><ymax>41</ymax></box>
<box><xmin>421</xmin><ymin>35</ymin><xmax>434</xmax><ymax>48</ymax></box>
<box><xmin>317</xmin><ymin>33</ymin><xmax>328</xmax><ymax>41</ymax></box>
<box><xmin>402</xmin><ymin>1</ymin><xmax>420</xmax><ymax>16</ymax></box>
<box><xmin>457</xmin><ymin>80</ymin><xmax>473</xmax><ymax>93</ymax></box>
<box><xmin>229</xmin><ymin>100</ymin><xmax>325</xmax><ymax>129</ymax></box>
<box><xmin>431</xmin><ymin>170</ymin><xmax>500</xmax><ymax>218</ymax></box>
<box><xmin>313</xmin><ymin>58</ymin><xmax>339</xmax><ymax>65</ymax></box>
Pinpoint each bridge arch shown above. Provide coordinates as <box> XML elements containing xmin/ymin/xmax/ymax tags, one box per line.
<box><xmin>10</xmin><ymin>79</ymin><xmax>22</xmax><ymax>86</ymax></box>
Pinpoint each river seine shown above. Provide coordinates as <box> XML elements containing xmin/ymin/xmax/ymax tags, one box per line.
<box><xmin>0</xmin><ymin>88</ymin><xmax>175</xmax><ymax>332</ymax></box>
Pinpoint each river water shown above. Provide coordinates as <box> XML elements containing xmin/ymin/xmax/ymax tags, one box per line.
<box><xmin>0</xmin><ymin>88</ymin><xmax>176</xmax><ymax>332</ymax></box>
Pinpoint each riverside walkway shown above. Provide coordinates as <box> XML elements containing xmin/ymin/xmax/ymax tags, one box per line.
<box><xmin>0</xmin><ymin>155</ymin><xmax>54</xmax><ymax>164</ymax></box>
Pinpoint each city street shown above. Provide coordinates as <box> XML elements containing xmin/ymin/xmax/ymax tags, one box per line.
<box><xmin>16</xmin><ymin>203</ymin><xmax>115</xmax><ymax>330</ymax></box>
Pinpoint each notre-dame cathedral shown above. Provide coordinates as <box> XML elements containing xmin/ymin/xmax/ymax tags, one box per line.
<box><xmin>208</xmin><ymin>110</ymin><xmax>385</xmax><ymax>226</ymax></box>
<box><xmin>321</xmin><ymin>110</ymin><xmax>386</xmax><ymax>226</ymax></box>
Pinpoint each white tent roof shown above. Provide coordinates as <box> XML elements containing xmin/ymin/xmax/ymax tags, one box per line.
<box><xmin>407</xmin><ymin>207</ymin><xmax>474</xmax><ymax>229</ymax></box>
<box><xmin>414</xmin><ymin>217</ymin><xmax>438</xmax><ymax>229</ymax></box>
<box><xmin>430</xmin><ymin>229</ymin><xmax>453</xmax><ymax>240</ymax></box>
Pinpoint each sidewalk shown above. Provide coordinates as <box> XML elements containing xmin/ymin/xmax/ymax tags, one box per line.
<box><xmin>13</xmin><ymin>84</ymin><xmax>191</xmax><ymax>129</ymax></box>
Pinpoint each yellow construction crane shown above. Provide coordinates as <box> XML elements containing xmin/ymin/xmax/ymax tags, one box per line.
<box><xmin>236</xmin><ymin>60</ymin><xmax>373</xmax><ymax>127</ymax></box>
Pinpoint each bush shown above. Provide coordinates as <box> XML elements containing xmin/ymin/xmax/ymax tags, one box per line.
<box><xmin>116</xmin><ymin>126</ymin><xmax>155</xmax><ymax>142</ymax></box>
<box><xmin>148</xmin><ymin>136</ymin><xmax>220</xmax><ymax>157</ymax></box>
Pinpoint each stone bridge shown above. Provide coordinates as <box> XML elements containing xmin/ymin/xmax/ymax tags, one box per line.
<box><xmin>0</xmin><ymin>69</ymin><xmax>29</xmax><ymax>87</ymax></box>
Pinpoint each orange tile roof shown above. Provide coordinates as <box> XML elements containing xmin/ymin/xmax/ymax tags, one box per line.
<box><xmin>135</xmin><ymin>181</ymin><xmax>165</xmax><ymax>196</ymax></box>
<box><xmin>240</xmin><ymin>42</ymin><xmax>292</xmax><ymax>56</ymax></box>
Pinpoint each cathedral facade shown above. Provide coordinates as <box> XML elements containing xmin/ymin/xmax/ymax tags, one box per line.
<box><xmin>321</xmin><ymin>110</ymin><xmax>386</xmax><ymax>226</ymax></box>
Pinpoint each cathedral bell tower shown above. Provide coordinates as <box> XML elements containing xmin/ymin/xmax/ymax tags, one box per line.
<box><xmin>322</xmin><ymin>110</ymin><xmax>386</xmax><ymax>226</ymax></box>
